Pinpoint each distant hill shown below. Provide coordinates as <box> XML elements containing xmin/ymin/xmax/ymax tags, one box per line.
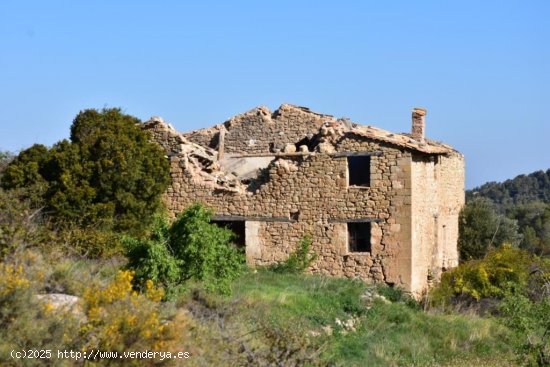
<box><xmin>467</xmin><ymin>169</ymin><xmax>550</xmax><ymax>206</ymax></box>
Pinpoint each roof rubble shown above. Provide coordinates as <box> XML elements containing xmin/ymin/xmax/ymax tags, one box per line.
<box><xmin>143</xmin><ymin>117</ymin><xmax>245</xmax><ymax>193</ymax></box>
<box><xmin>143</xmin><ymin>105</ymin><xmax>458</xmax><ymax>194</ymax></box>
<box><xmin>311</xmin><ymin>118</ymin><xmax>455</xmax><ymax>155</ymax></box>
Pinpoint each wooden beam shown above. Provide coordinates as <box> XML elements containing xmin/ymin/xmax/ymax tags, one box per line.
<box><xmin>329</xmin><ymin>151</ymin><xmax>383</xmax><ymax>158</ymax></box>
<box><xmin>212</xmin><ymin>215</ymin><xmax>295</xmax><ymax>223</ymax></box>
<box><xmin>232</xmin><ymin>152</ymin><xmax>311</xmax><ymax>158</ymax></box>
<box><xmin>232</xmin><ymin>151</ymin><xmax>383</xmax><ymax>158</ymax></box>
<box><xmin>328</xmin><ymin>218</ymin><xmax>383</xmax><ymax>223</ymax></box>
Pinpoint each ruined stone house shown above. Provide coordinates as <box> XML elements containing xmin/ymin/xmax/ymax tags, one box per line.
<box><xmin>143</xmin><ymin>104</ymin><xmax>464</xmax><ymax>295</ymax></box>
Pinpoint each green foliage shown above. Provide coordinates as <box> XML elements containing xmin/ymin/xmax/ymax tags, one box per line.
<box><xmin>467</xmin><ymin>169</ymin><xmax>550</xmax><ymax>206</ymax></box>
<box><xmin>431</xmin><ymin>245</ymin><xmax>537</xmax><ymax>304</ymax></box>
<box><xmin>270</xmin><ymin>235</ymin><xmax>317</xmax><ymax>274</ymax></box>
<box><xmin>0</xmin><ymin>188</ymin><xmax>51</xmax><ymax>258</ymax></box>
<box><xmin>183</xmin><ymin>270</ymin><xmax>515</xmax><ymax>366</ymax></box>
<box><xmin>0</xmin><ymin>243</ymin><xmax>517</xmax><ymax>367</ymax></box>
<box><xmin>56</xmin><ymin>225</ymin><xmax>124</xmax><ymax>259</ymax></box>
<box><xmin>430</xmin><ymin>244</ymin><xmax>550</xmax><ymax>365</ymax></box>
<box><xmin>0</xmin><ymin>250</ymin><xmax>180</xmax><ymax>367</ymax></box>
<box><xmin>0</xmin><ymin>254</ymin><xmax>80</xmax><ymax>367</ymax></box>
<box><xmin>466</xmin><ymin>169</ymin><xmax>550</xmax><ymax>257</ymax></box>
<box><xmin>124</xmin><ymin>216</ymin><xmax>184</xmax><ymax>299</ymax></box>
<box><xmin>0</xmin><ymin>145</ymin><xmax>50</xmax><ymax>207</ymax></box>
<box><xmin>125</xmin><ymin>204</ymin><xmax>245</xmax><ymax>297</ymax></box>
<box><xmin>459</xmin><ymin>197</ymin><xmax>521</xmax><ymax>260</ymax></box>
<box><xmin>1</xmin><ymin>145</ymin><xmax>49</xmax><ymax>189</ymax></box>
<box><xmin>168</xmin><ymin>204</ymin><xmax>245</xmax><ymax>294</ymax></box>
<box><xmin>499</xmin><ymin>293</ymin><xmax>550</xmax><ymax>366</ymax></box>
<box><xmin>375</xmin><ymin>284</ymin><xmax>420</xmax><ymax>310</ymax></box>
<box><xmin>0</xmin><ymin>150</ymin><xmax>14</xmax><ymax>176</ymax></box>
<box><xmin>0</xmin><ymin>108</ymin><xmax>170</xmax><ymax>235</ymax></box>
<box><xmin>508</xmin><ymin>201</ymin><xmax>550</xmax><ymax>256</ymax></box>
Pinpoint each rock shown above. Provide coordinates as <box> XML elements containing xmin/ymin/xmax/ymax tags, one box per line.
<box><xmin>35</xmin><ymin>293</ymin><xmax>85</xmax><ymax>319</ymax></box>
<box><xmin>150</xmin><ymin>116</ymin><xmax>165</xmax><ymax>123</ymax></box>
<box><xmin>36</xmin><ymin>293</ymin><xmax>80</xmax><ymax>308</ymax></box>
<box><xmin>284</xmin><ymin>144</ymin><xmax>297</xmax><ymax>153</ymax></box>
<box><xmin>308</xmin><ymin>330</ymin><xmax>321</xmax><ymax>337</ymax></box>
<box><xmin>298</xmin><ymin>145</ymin><xmax>309</xmax><ymax>153</ymax></box>
<box><xmin>317</xmin><ymin>142</ymin><xmax>335</xmax><ymax>153</ymax></box>
<box><xmin>373</xmin><ymin>294</ymin><xmax>391</xmax><ymax>304</ymax></box>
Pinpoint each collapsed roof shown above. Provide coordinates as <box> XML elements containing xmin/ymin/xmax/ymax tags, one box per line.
<box><xmin>143</xmin><ymin>104</ymin><xmax>458</xmax><ymax>193</ymax></box>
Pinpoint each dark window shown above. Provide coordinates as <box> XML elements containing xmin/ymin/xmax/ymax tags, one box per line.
<box><xmin>348</xmin><ymin>156</ymin><xmax>370</xmax><ymax>186</ymax></box>
<box><xmin>348</xmin><ymin>222</ymin><xmax>371</xmax><ymax>252</ymax></box>
<box><xmin>212</xmin><ymin>220</ymin><xmax>245</xmax><ymax>248</ymax></box>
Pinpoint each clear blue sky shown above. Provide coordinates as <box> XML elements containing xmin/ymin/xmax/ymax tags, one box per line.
<box><xmin>1</xmin><ymin>1</ymin><xmax>548</xmax><ymax>188</ymax></box>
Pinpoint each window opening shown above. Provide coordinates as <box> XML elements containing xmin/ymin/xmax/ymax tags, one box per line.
<box><xmin>348</xmin><ymin>222</ymin><xmax>371</xmax><ymax>252</ymax></box>
<box><xmin>211</xmin><ymin>220</ymin><xmax>245</xmax><ymax>248</ymax></box>
<box><xmin>348</xmin><ymin>156</ymin><xmax>370</xmax><ymax>186</ymax></box>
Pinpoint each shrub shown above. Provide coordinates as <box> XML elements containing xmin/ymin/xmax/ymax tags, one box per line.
<box><xmin>430</xmin><ymin>246</ymin><xmax>550</xmax><ymax>364</ymax></box>
<box><xmin>270</xmin><ymin>235</ymin><xmax>317</xmax><ymax>274</ymax></box>
<box><xmin>125</xmin><ymin>216</ymin><xmax>184</xmax><ymax>299</ymax></box>
<box><xmin>0</xmin><ymin>250</ymin><xmax>80</xmax><ymax>367</ymax></box>
<box><xmin>169</xmin><ymin>205</ymin><xmax>245</xmax><ymax>294</ymax></box>
<box><xmin>430</xmin><ymin>245</ymin><xmax>537</xmax><ymax>306</ymax></box>
<box><xmin>1</xmin><ymin>108</ymin><xmax>170</xmax><ymax>235</ymax></box>
<box><xmin>499</xmin><ymin>292</ymin><xmax>550</xmax><ymax>366</ymax></box>
<box><xmin>0</xmin><ymin>188</ymin><xmax>51</xmax><ymax>258</ymax></box>
<box><xmin>80</xmin><ymin>270</ymin><xmax>176</xmax><ymax>354</ymax></box>
<box><xmin>55</xmin><ymin>225</ymin><xmax>124</xmax><ymax>259</ymax></box>
<box><xmin>0</xmin><ymin>254</ymin><xmax>180</xmax><ymax>366</ymax></box>
<box><xmin>125</xmin><ymin>205</ymin><xmax>246</xmax><ymax>297</ymax></box>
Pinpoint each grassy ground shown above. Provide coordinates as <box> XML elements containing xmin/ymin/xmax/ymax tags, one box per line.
<box><xmin>180</xmin><ymin>270</ymin><xmax>518</xmax><ymax>366</ymax></box>
<box><xmin>0</xmin><ymin>250</ymin><xmax>520</xmax><ymax>366</ymax></box>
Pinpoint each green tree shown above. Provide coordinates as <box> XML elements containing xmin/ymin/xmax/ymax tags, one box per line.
<box><xmin>0</xmin><ymin>151</ymin><xmax>14</xmax><ymax>176</ymax></box>
<box><xmin>1</xmin><ymin>145</ymin><xmax>48</xmax><ymax>189</ymax></box>
<box><xmin>467</xmin><ymin>169</ymin><xmax>550</xmax><ymax>207</ymax></box>
<box><xmin>508</xmin><ymin>202</ymin><xmax>550</xmax><ymax>256</ymax></box>
<box><xmin>0</xmin><ymin>108</ymin><xmax>170</xmax><ymax>234</ymax></box>
<box><xmin>459</xmin><ymin>198</ymin><xmax>521</xmax><ymax>260</ymax></box>
<box><xmin>1</xmin><ymin>145</ymin><xmax>50</xmax><ymax>206</ymax></box>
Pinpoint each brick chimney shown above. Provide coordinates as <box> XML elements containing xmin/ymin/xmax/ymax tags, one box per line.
<box><xmin>411</xmin><ymin>107</ymin><xmax>427</xmax><ymax>142</ymax></box>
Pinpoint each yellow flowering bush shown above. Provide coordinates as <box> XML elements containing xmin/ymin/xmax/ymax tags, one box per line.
<box><xmin>0</xmin><ymin>253</ymin><xmax>188</xmax><ymax>366</ymax></box>
<box><xmin>0</xmin><ymin>263</ymin><xmax>30</xmax><ymax>297</ymax></box>
<box><xmin>431</xmin><ymin>245</ymin><xmax>542</xmax><ymax>305</ymax></box>
<box><xmin>81</xmin><ymin>270</ymin><xmax>177</xmax><ymax>352</ymax></box>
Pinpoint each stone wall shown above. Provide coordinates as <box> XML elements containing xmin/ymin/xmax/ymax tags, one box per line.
<box><xmin>143</xmin><ymin>108</ymin><xmax>464</xmax><ymax>295</ymax></box>
<box><xmin>184</xmin><ymin>126</ymin><xmax>219</xmax><ymax>149</ymax></box>
<box><xmin>410</xmin><ymin>156</ymin><xmax>439</xmax><ymax>293</ymax></box>
<box><xmin>156</xmin><ymin>129</ymin><xmax>415</xmax><ymax>289</ymax></box>
<box><xmin>410</xmin><ymin>152</ymin><xmax>464</xmax><ymax>294</ymax></box>
<box><xmin>184</xmin><ymin>104</ymin><xmax>334</xmax><ymax>154</ymax></box>
<box><xmin>436</xmin><ymin>153</ymin><xmax>464</xmax><ymax>269</ymax></box>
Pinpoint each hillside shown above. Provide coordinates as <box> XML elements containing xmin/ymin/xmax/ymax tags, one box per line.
<box><xmin>467</xmin><ymin>169</ymin><xmax>550</xmax><ymax>206</ymax></box>
<box><xmin>463</xmin><ymin>168</ymin><xmax>550</xmax><ymax>257</ymax></box>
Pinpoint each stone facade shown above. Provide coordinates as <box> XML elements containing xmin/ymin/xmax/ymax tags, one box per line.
<box><xmin>143</xmin><ymin>104</ymin><xmax>464</xmax><ymax>295</ymax></box>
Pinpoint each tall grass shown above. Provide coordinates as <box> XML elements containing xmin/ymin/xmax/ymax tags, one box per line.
<box><xmin>181</xmin><ymin>270</ymin><xmax>517</xmax><ymax>366</ymax></box>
